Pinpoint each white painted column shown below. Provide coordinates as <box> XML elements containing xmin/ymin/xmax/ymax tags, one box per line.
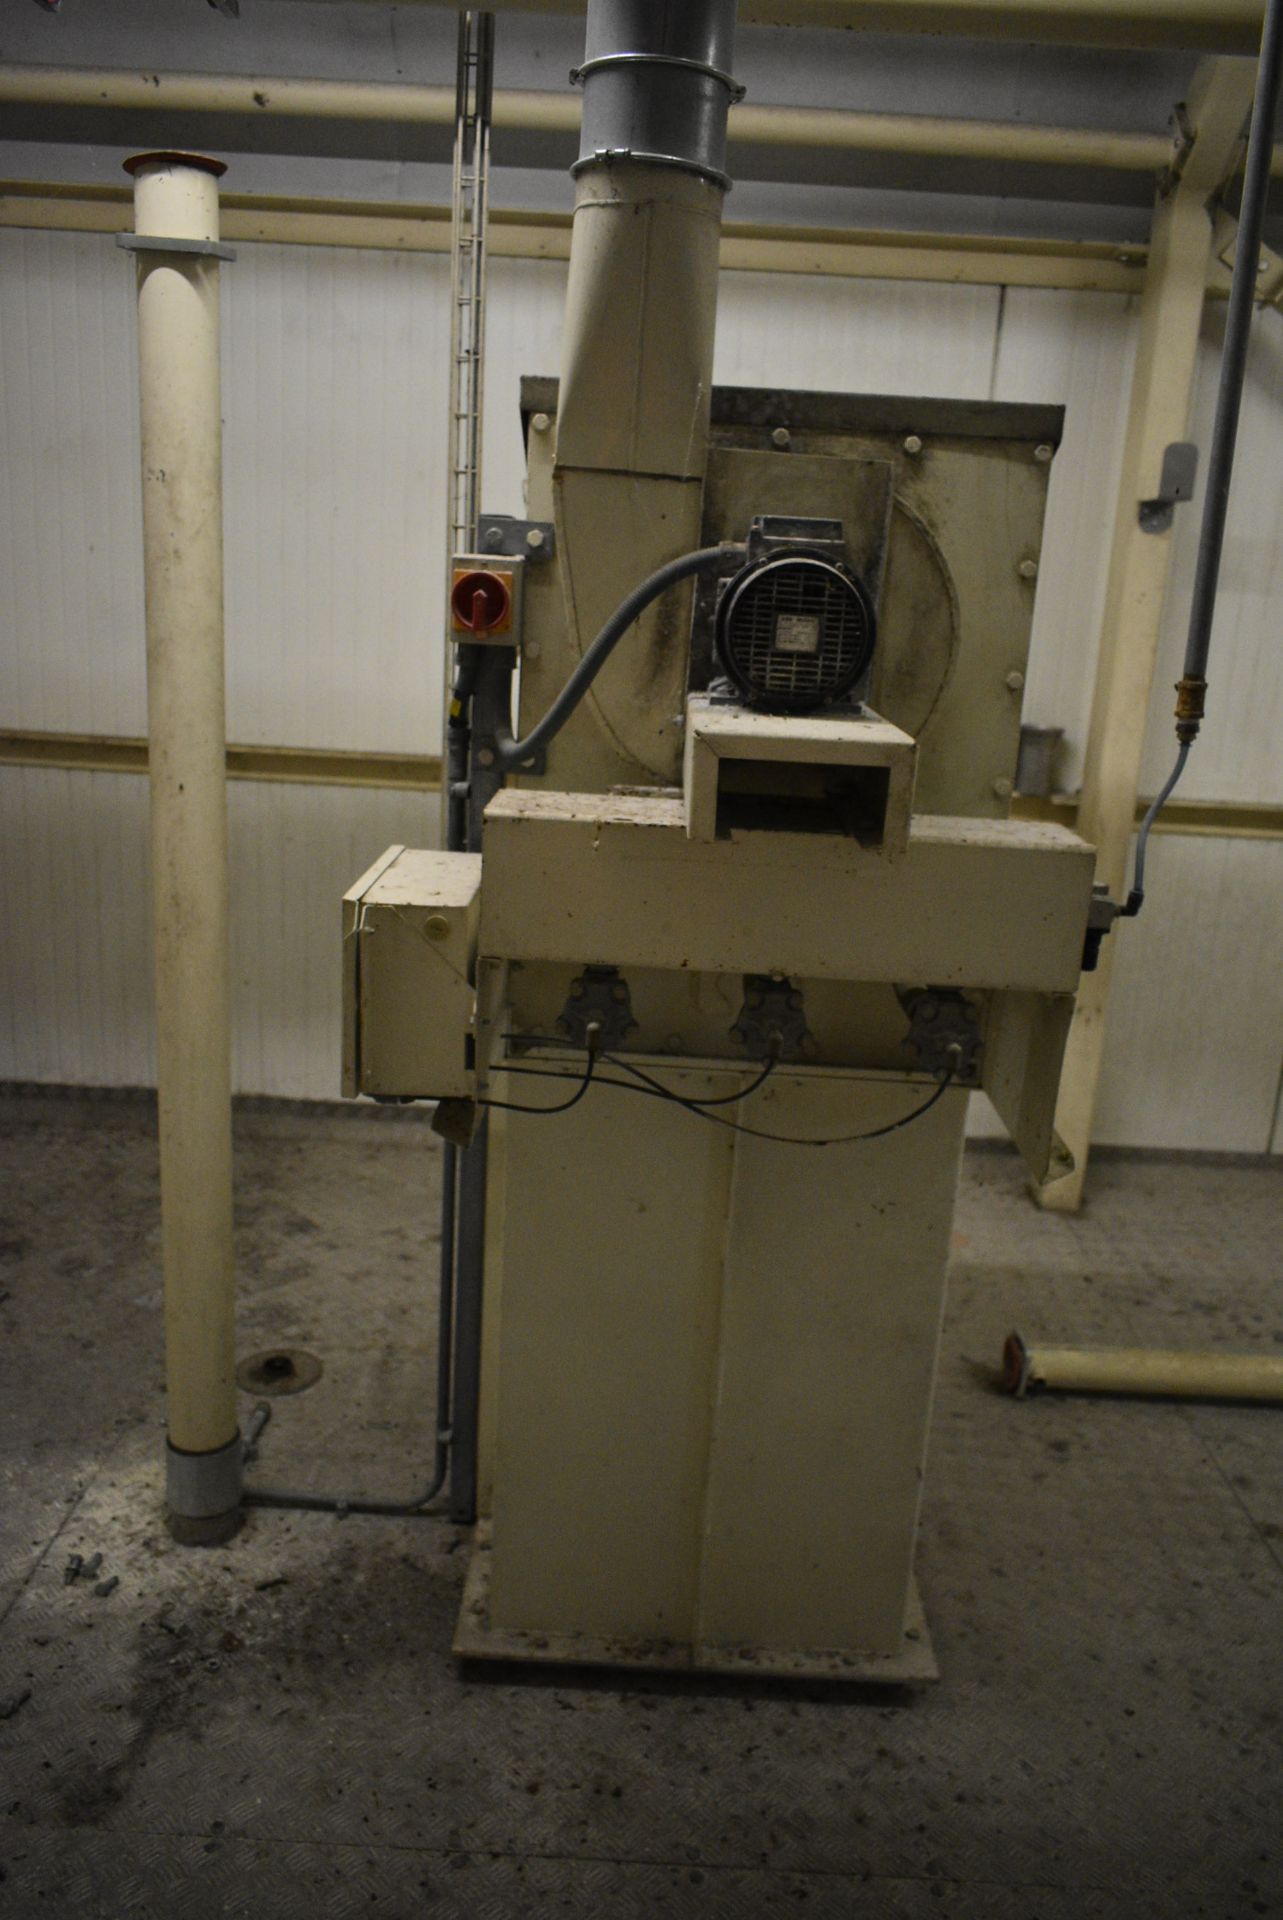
<box><xmin>124</xmin><ymin>151</ymin><xmax>240</xmax><ymax>1541</ymax></box>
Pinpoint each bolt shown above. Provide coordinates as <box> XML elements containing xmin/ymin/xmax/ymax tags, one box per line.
<box><xmin>477</xmin><ymin>746</ymin><xmax>495</xmax><ymax>768</ymax></box>
<box><xmin>424</xmin><ymin>914</ymin><xmax>450</xmax><ymax>941</ymax></box>
<box><xmin>903</xmin><ymin>434</ymin><xmax>923</xmax><ymax>456</ymax></box>
<box><xmin>992</xmin><ymin>776</ymin><xmax>1013</xmax><ymax>799</ymax></box>
<box><xmin>771</xmin><ymin>426</ymin><xmax>791</xmax><ymax>448</ymax></box>
<box><xmin>1017</xmin><ymin>557</ymin><xmax>1038</xmax><ymax>580</ymax></box>
<box><xmin>1034</xmin><ymin>443</ymin><xmax>1054</xmax><ymax>464</ymax></box>
<box><xmin>1005</xmin><ymin>670</ymin><xmax>1025</xmax><ymax>692</ymax></box>
<box><xmin>526</xmin><ymin>527</ymin><xmax>545</xmax><ymax>552</ymax></box>
<box><xmin>483</xmin><ymin>526</ymin><xmax>503</xmax><ymax>551</ymax></box>
<box><xmin>531</xmin><ymin>411</ymin><xmax>551</xmax><ymax>434</ymax></box>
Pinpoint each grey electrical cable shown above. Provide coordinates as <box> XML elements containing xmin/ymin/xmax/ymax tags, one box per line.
<box><xmin>493</xmin><ymin>542</ymin><xmax>744</xmax><ymax>770</ymax></box>
<box><xmin>1122</xmin><ymin>739</ymin><xmax>1191</xmax><ymax>916</ymax></box>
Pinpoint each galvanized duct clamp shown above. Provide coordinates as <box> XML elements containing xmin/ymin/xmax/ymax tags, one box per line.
<box><xmin>116</xmin><ymin>233</ymin><xmax>237</xmax><ymax>262</ymax></box>
<box><xmin>570</xmin><ymin>10</ymin><xmax>743</xmax><ymax>194</ymax></box>
<box><xmin>570</xmin><ymin>52</ymin><xmax>746</xmax><ymax>102</ymax></box>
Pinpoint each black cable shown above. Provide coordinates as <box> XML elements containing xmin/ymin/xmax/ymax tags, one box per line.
<box><xmin>606</xmin><ymin>1052</ymin><xmax>955</xmax><ymax>1146</ymax></box>
<box><xmin>479</xmin><ymin>1047</ymin><xmax>598</xmax><ymax>1115</ymax></box>
<box><xmin>496</xmin><ymin>1051</ymin><xmax>955</xmax><ymax>1147</ymax></box>
<box><xmin>503</xmin><ymin>1031</ymin><xmax>778</xmax><ymax>1107</ymax></box>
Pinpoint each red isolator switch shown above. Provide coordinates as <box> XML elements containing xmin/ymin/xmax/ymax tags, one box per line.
<box><xmin>450</xmin><ymin>567</ymin><xmax>512</xmax><ymax>637</ymax></box>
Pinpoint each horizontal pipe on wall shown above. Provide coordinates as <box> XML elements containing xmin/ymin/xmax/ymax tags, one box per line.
<box><xmin>260</xmin><ymin>0</ymin><xmax>1272</xmax><ymax>57</ymax></box>
<box><xmin>0</xmin><ymin>730</ymin><xmax>443</xmax><ymax>793</ymax></box>
<box><xmin>5</xmin><ymin>62</ymin><xmax>1271</xmax><ymax>176</ymax></box>
<box><xmin>12</xmin><ymin>179</ymin><xmax>1281</xmax><ymax>302</ymax></box>
<box><xmin>0</xmin><ymin>180</ymin><xmax>1158</xmax><ymax>295</ymax></box>
<box><xmin>4</xmin><ymin>731</ymin><xmax>1281</xmax><ymax>840</ymax></box>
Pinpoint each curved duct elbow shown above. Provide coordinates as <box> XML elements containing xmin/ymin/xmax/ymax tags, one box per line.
<box><xmin>572</xmin><ymin>0</ymin><xmax>742</xmax><ymax>190</ymax></box>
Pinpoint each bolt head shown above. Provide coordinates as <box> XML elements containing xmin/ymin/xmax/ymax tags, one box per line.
<box><xmin>476</xmin><ymin>746</ymin><xmax>495</xmax><ymax>768</ymax></box>
<box><xmin>903</xmin><ymin>434</ymin><xmax>923</xmax><ymax>456</ymax></box>
<box><xmin>526</xmin><ymin>527</ymin><xmax>545</xmax><ymax>551</ymax></box>
<box><xmin>1034</xmin><ymin>444</ymin><xmax>1054</xmax><ymax>464</ymax></box>
<box><xmin>483</xmin><ymin>526</ymin><xmax>503</xmax><ymax>551</ymax></box>
<box><xmin>992</xmin><ymin>776</ymin><xmax>1013</xmax><ymax>798</ymax></box>
<box><xmin>525</xmin><ymin>639</ymin><xmax>541</xmax><ymax>661</ymax></box>
<box><xmin>531</xmin><ymin>411</ymin><xmax>551</xmax><ymax>433</ymax></box>
<box><xmin>1017</xmin><ymin>557</ymin><xmax>1038</xmax><ymax>580</ymax></box>
<box><xmin>1005</xmin><ymin>669</ymin><xmax>1025</xmax><ymax>692</ymax></box>
<box><xmin>771</xmin><ymin>426</ymin><xmax>791</xmax><ymax>448</ymax></box>
<box><xmin>424</xmin><ymin>914</ymin><xmax>450</xmax><ymax>941</ymax></box>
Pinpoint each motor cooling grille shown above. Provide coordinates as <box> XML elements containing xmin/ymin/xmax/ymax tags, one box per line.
<box><xmin>716</xmin><ymin>554</ymin><xmax>875</xmax><ymax>711</ymax></box>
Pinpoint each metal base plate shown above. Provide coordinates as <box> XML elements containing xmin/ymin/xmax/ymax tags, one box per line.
<box><xmin>454</xmin><ymin>1522</ymin><xmax>939</xmax><ymax>1684</ymax></box>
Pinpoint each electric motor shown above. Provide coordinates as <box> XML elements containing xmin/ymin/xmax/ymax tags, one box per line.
<box><xmin>714</xmin><ymin>521</ymin><xmax>876</xmax><ymax>712</ymax></box>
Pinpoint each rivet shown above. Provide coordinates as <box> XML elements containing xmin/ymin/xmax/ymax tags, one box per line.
<box><xmin>531</xmin><ymin>411</ymin><xmax>551</xmax><ymax>433</ymax></box>
<box><xmin>1005</xmin><ymin>670</ymin><xmax>1025</xmax><ymax>692</ymax></box>
<box><xmin>903</xmin><ymin>434</ymin><xmax>923</xmax><ymax>456</ymax></box>
<box><xmin>477</xmin><ymin>746</ymin><xmax>495</xmax><ymax>767</ymax></box>
<box><xmin>524</xmin><ymin>639</ymin><xmax>541</xmax><ymax>661</ymax></box>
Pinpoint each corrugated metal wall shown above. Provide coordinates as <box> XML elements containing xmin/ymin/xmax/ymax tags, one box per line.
<box><xmin>2</xmin><ymin>230</ymin><xmax>1281</xmax><ymax>1143</ymax></box>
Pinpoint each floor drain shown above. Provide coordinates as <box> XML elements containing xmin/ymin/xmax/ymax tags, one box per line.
<box><xmin>236</xmin><ymin>1348</ymin><xmax>323</xmax><ymax>1396</ymax></box>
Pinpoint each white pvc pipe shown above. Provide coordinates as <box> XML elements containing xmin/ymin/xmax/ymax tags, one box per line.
<box><xmin>126</xmin><ymin>151</ymin><xmax>241</xmax><ymax>1542</ymax></box>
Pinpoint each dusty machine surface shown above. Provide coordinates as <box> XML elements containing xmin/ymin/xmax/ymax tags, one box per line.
<box><xmin>343</xmin><ymin>0</ymin><xmax>1096</xmax><ymax>1681</ymax></box>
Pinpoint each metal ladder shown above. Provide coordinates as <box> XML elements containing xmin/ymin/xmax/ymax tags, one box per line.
<box><xmin>447</xmin><ymin>10</ymin><xmax>495</xmax><ymax>561</ymax></box>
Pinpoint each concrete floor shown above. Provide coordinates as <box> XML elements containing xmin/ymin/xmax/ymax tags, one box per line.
<box><xmin>1</xmin><ymin>1086</ymin><xmax>1281</xmax><ymax>1919</ymax></box>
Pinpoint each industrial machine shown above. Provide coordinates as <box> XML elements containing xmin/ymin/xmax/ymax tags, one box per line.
<box><xmin>342</xmin><ymin>0</ymin><xmax>1096</xmax><ymax>1680</ymax></box>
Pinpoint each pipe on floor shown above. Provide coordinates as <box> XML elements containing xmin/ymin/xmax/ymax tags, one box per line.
<box><xmin>124</xmin><ymin>152</ymin><xmax>242</xmax><ymax>1545</ymax></box>
<box><xmin>1002</xmin><ymin>1333</ymin><xmax>1283</xmax><ymax>1403</ymax></box>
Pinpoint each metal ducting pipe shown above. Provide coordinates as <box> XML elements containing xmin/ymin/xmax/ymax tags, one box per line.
<box><xmin>122</xmin><ymin>152</ymin><xmax>241</xmax><ymax>1545</ymax></box>
<box><xmin>551</xmin><ymin>0</ymin><xmax>740</xmax><ymax>784</ymax></box>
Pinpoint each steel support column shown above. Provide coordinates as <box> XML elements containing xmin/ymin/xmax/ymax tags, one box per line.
<box><xmin>1035</xmin><ymin>59</ymin><xmax>1258</xmax><ymax>1212</ymax></box>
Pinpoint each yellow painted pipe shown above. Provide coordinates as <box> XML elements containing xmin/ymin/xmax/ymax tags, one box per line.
<box><xmin>0</xmin><ymin>62</ymin><xmax>1228</xmax><ymax>175</ymax></box>
<box><xmin>127</xmin><ymin>152</ymin><xmax>242</xmax><ymax>1542</ymax></box>
<box><xmin>1003</xmin><ymin>1333</ymin><xmax>1283</xmax><ymax>1402</ymax></box>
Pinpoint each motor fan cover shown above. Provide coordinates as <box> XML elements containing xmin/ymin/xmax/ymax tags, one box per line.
<box><xmin>715</xmin><ymin>551</ymin><xmax>876</xmax><ymax>711</ymax></box>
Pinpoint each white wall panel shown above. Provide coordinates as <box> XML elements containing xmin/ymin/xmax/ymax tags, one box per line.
<box><xmin>1141</xmin><ymin>305</ymin><xmax>1283</xmax><ymax>806</ymax></box>
<box><xmin>1094</xmin><ymin>833</ymin><xmax>1283</xmax><ymax>1152</ymax></box>
<box><xmin>0</xmin><ymin>766</ymin><xmax>434</xmax><ymax>1100</ymax></box>
<box><xmin>713</xmin><ymin>270</ymin><xmax>1001</xmax><ymax>397</ymax></box>
<box><xmin>0</xmin><ymin>231</ymin><xmax>146</xmax><ymax>737</ymax></box>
